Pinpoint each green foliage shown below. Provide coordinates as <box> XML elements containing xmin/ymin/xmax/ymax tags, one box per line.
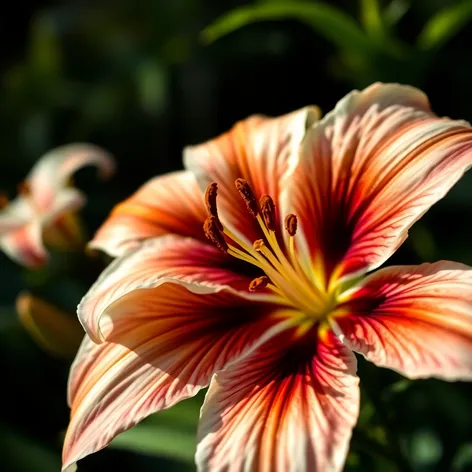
<box><xmin>417</xmin><ymin>1</ymin><xmax>472</xmax><ymax>49</ymax></box>
<box><xmin>1</xmin><ymin>0</ymin><xmax>472</xmax><ymax>471</ymax></box>
<box><xmin>202</xmin><ymin>0</ymin><xmax>472</xmax><ymax>87</ymax></box>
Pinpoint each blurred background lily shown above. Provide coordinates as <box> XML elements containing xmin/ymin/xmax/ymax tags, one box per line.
<box><xmin>2</xmin><ymin>0</ymin><xmax>472</xmax><ymax>471</ymax></box>
<box><xmin>0</xmin><ymin>145</ymin><xmax>114</xmax><ymax>267</ymax></box>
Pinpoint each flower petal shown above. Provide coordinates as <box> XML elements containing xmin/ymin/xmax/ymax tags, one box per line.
<box><xmin>334</xmin><ymin>261</ymin><xmax>472</xmax><ymax>380</ymax></box>
<box><xmin>184</xmin><ymin>107</ymin><xmax>319</xmax><ymax>244</ymax></box>
<box><xmin>0</xmin><ymin>221</ymin><xmax>47</xmax><ymax>267</ymax></box>
<box><xmin>0</xmin><ymin>196</ymin><xmax>35</xmax><ymax>233</ymax></box>
<box><xmin>89</xmin><ymin>170</ymin><xmax>208</xmax><ymax>257</ymax></box>
<box><xmin>79</xmin><ymin>235</ymin><xmax>275</xmax><ymax>343</ymax></box>
<box><xmin>289</xmin><ymin>83</ymin><xmax>472</xmax><ymax>283</ymax></box>
<box><xmin>196</xmin><ymin>327</ymin><xmax>359</xmax><ymax>472</ymax></box>
<box><xmin>28</xmin><ymin>144</ymin><xmax>115</xmax><ymax>211</ymax></box>
<box><xmin>16</xmin><ymin>292</ymin><xmax>83</xmax><ymax>358</ymax></box>
<box><xmin>63</xmin><ymin>285</ymin><xmax>290</xmax><ymax>472</ymax></box>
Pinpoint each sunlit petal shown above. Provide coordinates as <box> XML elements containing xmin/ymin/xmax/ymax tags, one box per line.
<box><xmin>197</xmin><ymin>327</ymin><xmax>359</xmax><ymax>472</ymax></box>
<box><xmin>289</xmin><ymin>83</ymin><xmax>472</xmax><ymax>283</ymax></box>
<box><xmin>63</xmin><ymin>285</ymin><xmax>290</xmax><ymax>472</ymax></box>
<box><xmin>0</xmin><ymin>196</ymin><xmax>35</xmax><ymax>233</ymax></box>
<box><xmin>184</xmin><ymin>107</ymin><xmax>319</xmax><ymax>244</ymax></box>
<box><xmin>90</xmin><ymin>170</ymin><xmax>208</xmax><ymax>257</ymax></box>
<box><xmin>334</xmin><ymin>261</ymin><xmax>472</xmax><ymax>380</ymax></box>
<box><xmin>79</xmin><ymin>235</ymin><xmax>275</xmax><ymax>343</ymax></box>
<box><xmin>28</xmin><ymin>143</ymin><xmax>115</xmax><ymax>211</ymax></box>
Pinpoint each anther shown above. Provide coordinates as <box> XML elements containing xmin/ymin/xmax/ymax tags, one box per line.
<box><xmin>260</xmin><ymin>195</ymin><xmax>277</xmax><ymax>231</ymax></box>
<box><xmin>203</xmin><ymin>216</ymin><xmax>228</xmax><ymax>252</ymax></box>
<box><xmin>285</xmin><ymin>214</ymin><xmax>298</xmax><ymax>236</ymax></box>
<box><xmin>0</xmin><ymin>193</ymin><xmax>8</xmax><ymax>209</ymax></box>
<box><xmin>249</xmin><ymin>276</ymin><xmax>270</xmax><ymax>292</ymax></box>
<box><xmin>204</xmin><ymin>183</ymin><xmax>223</xmax><ymax>230</ymax></box>
<box><xmin>253</xmin><ymin>239</ymin><xmax>265</xmax><ymax>251</ymax></box>
<box><xmin>17</xmin><ymin>181</ymin><xmax>31</xmax><ymax>195</ymax></box>
<box><xmin>235</xmin><ymin>178</ymin><xmax>258</xmax><ymax>217</ymax></box>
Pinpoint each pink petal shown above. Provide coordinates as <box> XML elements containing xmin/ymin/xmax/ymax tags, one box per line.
<box><xmin>289</xmin><ymin>83</ymin><xmax>472</xmax><ymax>284</ymax></box>
<box><xmin>0</xmin><ymin>221</ymin><xmax>47</xmax><ymax>268</ymax></box>
<box><xmin>196</xmin><ymin>327</ymin><xmax>360</xmax><ymax>472</ymax></box>
<box><xmin>90</xmin><ymin>170</ymin><xmax>208</xmax><ymax>257</ymax></box>
<box><xmin>79</xmin><ymin>235</ymin><xmax>277</xmax><ymax>343</ymax></box>
<box><xmin>28</xmin><ymin>144</ymin><xmax>115</xmax><ymax>211</ymax></box>
<box><xmin>184</xmin><ymin>107</ymin><xmax>319</xmax><ymax>245</ymax></box>
<box><xmin>0</xmin><ymin>196</ymin><xmax>35</xmax><ymax>233</ymax></box>
<box><xmin>63</xmin><ymin>285</ymin><xmax>291</xmax><ymax>471</ymax></box>
<box><xmin>334</xmin><ymin>261</ymin><xmax>472</xmax><ymax>380</ymax></box>
<box><xmin>0</xmin><ymin>190</ymin><xmax>85</xmax><ymax>267</ymax></box>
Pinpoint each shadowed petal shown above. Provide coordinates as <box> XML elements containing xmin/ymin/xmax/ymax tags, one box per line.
<box><xmin>184</xmin><ymin>107</ymin><xmax>319</xmax><ymax>245</ymax></box>
<box><xmin>63</xmin><ymin>284</ymin><xmax>292</xmax><ymax>472</ymax></box>
<box><xmin>289</xmin><ymin>83</ymin><xmax>472</xmax><ymax>283</ymax></box>
<box><xmin>28</xmin><ymin>143</ymin><xmax>115</xmax><ymax>211</ymax></box>
<box><xmin>196</xmin><ymin>327</ymin><xmax>359</xmax><ymax>472</ymax></box>
<box><xmin>90</xmin><ymin>171</ymin><xmax>208</xmax><ymax>257</ymax></box>
<box><xmin>334</xmin><ymin>261</ymin><xmax>472</xmax><ymax>380</ymax></box>
<box><xmin>80</xmin><ymin>235</ymin><xmax>276</xmax><ymax>343</ymax></box>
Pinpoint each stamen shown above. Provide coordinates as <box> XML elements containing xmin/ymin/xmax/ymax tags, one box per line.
<box><xmin>204</xmin><ymin>182</ymin><xmax>223</xmax><ymax>230</ymax></box>
<box><xmin>235</xmin><ymin>178</ymin><xmax>258</xmax><ymax>217</ymax></box>
<box><xmin>253</xmin><ymin>239</ymin><xmax>265</xmax><ymax>251</ymax></box>
<box><xmin>0</xmin><ymin>192</ymin><xmax>8</xmax><ymax>209</ymax></box>
<box><xmin>260</xmin><ymin>195</ymin><xmax>276</xmax><ymax>231</ymax></box>
<box><xmin>203</xmin><ymin>216</ymin><xmax>228</xmax><ymax>252</ymax></box>
<box><xmin>249</xmin><ymin>276</ymin><xmax>270</xmax><ymax>292</ymax></box>
<box><xmin>17</xmin><ymin>181</ymin><xmax>31</xmax><ymax>195</ymax></box>
<box><xmin>285</xmin><ymin>214</ymin><xmax>298</xmax><ymax>236</ymax></box>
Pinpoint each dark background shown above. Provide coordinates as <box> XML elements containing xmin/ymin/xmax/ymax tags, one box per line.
<box><xmin>1</xmin><ymin>1</ymin><xmax>472</xmax><ymax>471</ymax></box>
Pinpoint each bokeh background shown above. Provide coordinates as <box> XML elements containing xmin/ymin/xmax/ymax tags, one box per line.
<box><xmin>1</xmin><ymin>0</ymin><xmax>472</xmax><ymax>471</ymax></box>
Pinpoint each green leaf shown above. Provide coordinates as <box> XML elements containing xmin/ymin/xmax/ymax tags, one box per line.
<box><xmin>108</xmin><ymin>396</ymin><xmax>202</xmax><ymax>463</ymax></box>
<box><xmin>417</xmin><ymin>1</ymin><xmax>472</xmax><ymax>50</ymax></box>
<box><xmin>109</xmin><ymin>423</ymin><xmax>196</xmax><ymax>463</ymax></box>
<box><xmin>383</xmin><ymin>0</ymin><xmax>410</xmax><ymax>27</ymax></box>
<box><xmin>452</xmin><ymin>443</ymin><xmax>472</xmax><ymax>471</ymax></box>
<box><xmin>360</xmin><ymin>0</ymin><xmax>385</xmax><ymax>38</ymax></box>
<box><xmin>201</xmin><ymin>1</ymin><xmax>374</xmax><ymax>54</ymax></box>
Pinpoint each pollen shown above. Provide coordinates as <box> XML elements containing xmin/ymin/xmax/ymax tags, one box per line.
<box><xmin>203</xmin><ymin>216</ymin><xmax>228</xmax><ymax>252</ymax></box>
<box><xmin>0</xmin><ymin>192</ymin><xmax>9</xmax><ymax>209</ymax></box>
<box><xmin>249</xmin><ymin>276</ymin><xmax>270</xmax><ymax>292</ymax></box>
<box><xmin>235</xmin><ymin>178</ymin><xmax>258</xmax><ymax>217</ymax></box>
<box><xmin>17</xmin><ymin>181</ymin><xmax>31</xmax><ymax>195</ymax></box>
<box><xmin>202</xmin><ymin>180</ymin><xmax>335</xmax><ymax>320</ymax></box>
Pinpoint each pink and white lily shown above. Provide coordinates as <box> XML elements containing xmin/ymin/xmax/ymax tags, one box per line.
<box><xmin>64</xmin><ymin>83</ymin><xmax>472</xmax><ymax>472</ymax></box>
<box><xmin>0</xmin><ymin>144</ymin><xmax>114</xmax><ymax>267</ymax></box>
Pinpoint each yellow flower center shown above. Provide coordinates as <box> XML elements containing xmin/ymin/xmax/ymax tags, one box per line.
<box><xmin>203</xmin><ymin>179</ymin><xmax>339</xmax><ymax>322</ymax></box>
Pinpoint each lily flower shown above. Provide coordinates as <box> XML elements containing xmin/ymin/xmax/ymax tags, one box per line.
<box><xmin>0</xmin><ymin>144</ymin><xmax>114</xmax><ymax>267</ymax></box>
<box><xmin>64</xmin><ymin>83</ymin><xmax>472</xmax><ymax>472</ymax></box>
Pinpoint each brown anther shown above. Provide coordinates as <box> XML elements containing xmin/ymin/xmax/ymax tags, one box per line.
<box><xmin>253</xmin><ymin>239</ymin><xmax>265</xmax><ymax>251</ymax></box>
<box><xmin>204</xmin><ymin>183</ymin><xmax>223</xmax><ymax>230</ymax></box>
<box><xmin>260</xmin><ymin>195</ymin><xmax>277</xmax><ymax>231</ymax></box>
<box><xmin>285</xmin><ymin>214</ymin><xmax>298</xmax><ymax>236</ymax></box>
<box><xmin>203</xmin><ymin>216</ymin><xmax>228</xmax><ymax>252</ymax></box>
<box><xmin>249</xmin><ymin>276</ymin><xmax>270</xmax><ymax>292</ymax></box>
<box><xmin>17</xmin><ymin>181</ymin><xmax>31</xmax><ymax>195</ymax></box>
<box><xmin>0</xmin><ymin>193</ymin><xmax>9</xmax><ymax>209</ymax></box>
<box><xmin>235</xmin><ymin>178</ymin><xmax>258</xmax><ymax>217</ymax></box>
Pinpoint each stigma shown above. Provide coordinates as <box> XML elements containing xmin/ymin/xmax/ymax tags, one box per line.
<box><xmin>203</xmin><ymin>179</ymin><xmax>335</xmax><ymax>318</ymax></box>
